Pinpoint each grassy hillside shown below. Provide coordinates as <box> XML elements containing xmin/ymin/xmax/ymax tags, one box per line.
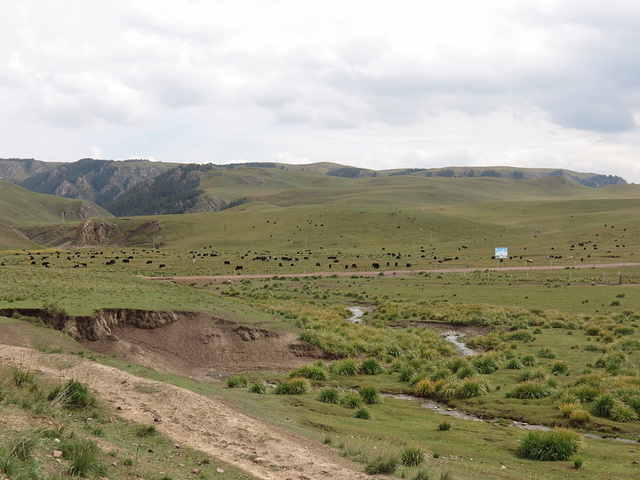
<box><xmin>0</xmin><ymin>181</ymin><xmax>112</xmax><ymax>228</ymax></box>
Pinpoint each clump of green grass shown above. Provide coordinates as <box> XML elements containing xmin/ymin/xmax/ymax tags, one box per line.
<box><xmin>538</xmin><ymin>347</ymin><xmax>557</xmax><ymax>359</ymax></box>
<box><xmin>569</xmin><ymin>409</ymin><xmax>591</xmax><ymax>426</ymax></box>
<box><xmin>342</xmin><ymin>392</ymin><xmax>364</xmax><ymax>409</ymax></box>
<box><xmin>558</xmin><ymin>402</ymin><xmax>578</xmax><ymax>418</ymax></box>
<box><xmin>455</xmin><ymin>365</ymin><xmax>477</xmax><ymax>379</ymax></box>
<box><xmin>354</xmin><ymin>407</ymin><xmax>371</xmax><ymax>419</ymax></box>
<box><xmin>360</xmin><ymin>358</ymin><xmax>385</xmax><ymax>375</ymax></box>
<box><xmin>358</xmin><ymin>386</ymin><xmax>382</xmax><ymax>405</ymax></box>
<box><xmin>472</xmin><ymin>355</ymin><xmax>500</xmax><ymax>374</ymax></box>
<box><xmin>551</xmin><ymin>362</ymin><xmax>569</xmax><ymax>375</ymax></box>
<box><xmin>9</xmin><ymin>434</ymin><xmax>36</xmax><ymax>461</ymax></box>
<box><xmin>506</xmin><ymin>359</ymin><xmax>523</xmax><ymax>370</ymax></box>
<box><xmin>413</xmin><ymin>379</ymin><xmax>435</xmax><ymax>398</ymax></box>
<box><xmin>60</xmin><ymin>437</ymin><xmax>107</xmax><ymax>477</ymax></box>
<box><xmin>226</xmin><ymin>375</ymin><xmax>249</xmax><ymax>388</ymax></box>
<box><xmin>507</xmin><ymin>381</ymin><xmax>552</xmax><ymax>399</ymax></box>
<box><xmin>456</xmin><ymin>377</ymin><xmax>489</xmax><ymax>398</ymax></box>
<box><xmin>574</xmin><ymin>458</ymin><xmax>584</xmax><ymax>469</ymax></box>
<box><xmin>289</xmin><ymin>364</ymin><xmax>330</xmax><ymax>381</ymax></box>
<box><xmin>248</xmin><ymin>381</ymin><xmax>267</xmax><ymax>394</ymax></box>
<box><xmin>317</xmin><ymin>387</ymin><xmax>341</xmax><ymax>404</ymax></box>
<box><xmin>401</xmin><ymin>446</ymin><xmax>424</xmax><ymax>466</ymax></box>
<box><xmin>437</xmin><ymin>420</ymin><xmax>452</xmax><ymax>431</ymax></box>
<box><xmin>521</xmin><ymin>354</ymin><xmax>537</xmax><ymax>367</ymax></box>
<box><xmin>134</xmin><ymin>425</ymin><xmax>157</xmax><ymax>437</ymax></box>
<box><xmin>591</xmin><ymin>394</ymin><xmax>616</xmax><ymax>417</ymax></box>
<box><xmin>610</xmin><ymin>403</ymin><xmax>638</xmax><ymax>422</ymax></box>
<box><xmin>48</xmin><ymin>379</ymin><xmax>95</xmax><ymax>409</ymax></box>
<box><xmin>364</xmin><ymin>453</ymin><xmax>399</xmax><ymax>474</ymax></box>
<box><xmin>517</xmin><ymin>368</ymin><xmax>548</xmax><ymax>382</ymax></box>
<box><xmin>517</xmin><ymin>429</ymin><xmax>582</xmax><ymax>461</ymax></box>
<box><xmin>11</xmin><ymin>369</ymin><xmax>35</xmax><ymax>388</ymax></box>
<box><xmin>330</xmin><ymin>359</ymin><xmax>359</xmax><ymax>376</ymax></box>
<box><xmin>274</xmin><ymin>378</ymin><xmax>310</xmax><ymax>395</ymax></box>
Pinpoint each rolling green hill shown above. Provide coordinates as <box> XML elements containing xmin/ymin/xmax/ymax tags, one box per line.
<box><xmin>0</xmin><ymin>180</ymin><xmax>112</xmax><ymax>227</ymax></box>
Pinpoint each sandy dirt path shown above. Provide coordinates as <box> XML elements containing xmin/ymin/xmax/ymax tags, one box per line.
<box><xmin>142</xmin><ymin>262</ymin><xmax>640</xmax><ymax>284</ymax></box>
<box><xmin>0</xmin><ymin>344</ymin><xmax>387</xmax><ymax>480</ymax></box>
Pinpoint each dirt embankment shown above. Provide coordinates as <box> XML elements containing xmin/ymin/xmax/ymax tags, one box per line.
<box><xmin>0</xmin><ymin>308</ymin><xmax>327</xmax><ymax>377</ymax></box>
<box><xmin>0</xmin><ymin>345</ymin><xmax>383</xmax><ymax>480</ymax></box>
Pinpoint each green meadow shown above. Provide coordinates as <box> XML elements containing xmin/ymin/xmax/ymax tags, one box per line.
<box><xmin>1</xmin><ymin>171</ymin><xmax>640</xmax><ymax>478</ymax></box>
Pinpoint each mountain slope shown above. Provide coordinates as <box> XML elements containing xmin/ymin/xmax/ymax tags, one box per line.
<box><xmin>0</xmin><ymin>180</ymin><xmax>112</xmax><ymax>226</ymax></box>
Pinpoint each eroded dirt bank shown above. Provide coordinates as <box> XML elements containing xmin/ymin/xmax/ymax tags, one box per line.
<box><xmin>0</xmin><ymin>345</ymin><xmax>383</xmax><ymax>480</ymax></box>
<box><xmin>0</xmin><ymin>308</ymin><xmax>327</xmax><ymax>376</ymax></box>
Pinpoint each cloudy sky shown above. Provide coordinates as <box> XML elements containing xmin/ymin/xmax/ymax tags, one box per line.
<box><xmin>2</xmin><ymin>1</ymin><xmax>640</xmax><ymax>182</ymax></box>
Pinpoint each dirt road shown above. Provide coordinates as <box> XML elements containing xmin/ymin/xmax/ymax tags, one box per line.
<box><xmin>0</xmin><ymin>344</ymin><xmax>386</xmax><ymax>480</ymax></box>
<box><xmin>142</xmin><ymin>262</ymin><xmax>640</xmax><ymax>284</ymax></box>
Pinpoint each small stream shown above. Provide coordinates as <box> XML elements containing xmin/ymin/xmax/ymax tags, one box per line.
<box><xmin>442</xmin><ymin>331</ymin><xmax>477</xmax><ymax>356</ymax></box>
<box><xmin>346</xmin><ymin>306</ymin><xmax>364</xmax><ymax>323</ymax></box>
<box><xmin>340</xmin><ymin>307</ymin><xmax>638</xmax><ymax>443</ymax></box>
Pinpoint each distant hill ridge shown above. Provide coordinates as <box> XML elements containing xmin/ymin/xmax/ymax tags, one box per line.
<box><xmin>0</xmin><ymin>158</ymin><xmax>628</xmax><ymax>218</ymax></box>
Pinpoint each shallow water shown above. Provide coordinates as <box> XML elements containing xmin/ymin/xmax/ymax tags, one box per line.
<box><xmin>442</xmin><ymin>330</ymin><xmax>477</xmax><ymax>356</ymax></box>
<box><xmin>346</xmin><ymin>306</ymin><xmax>364</xmax><ymax>323</ymax></box>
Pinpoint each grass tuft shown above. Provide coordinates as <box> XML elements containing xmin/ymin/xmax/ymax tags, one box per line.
<box><xmin>517</xmin><ymin>429</ymin><xmax>583</xmax><ymax>461</ymax></box>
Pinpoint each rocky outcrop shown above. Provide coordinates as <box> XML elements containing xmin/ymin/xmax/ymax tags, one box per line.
<box><xmin>240</xmin><ymin>175</ymin><xmax>266</xmax><ymax>185</ymax></box>
<box><xmin>73</xmin><ymin>218</ymin><xmax>120</xmax><ymax>246</ymax></box>
<box><xmin>189</xmin><ymin>194</ymin><xmax>228</xmax><ymax>213</ymax></box>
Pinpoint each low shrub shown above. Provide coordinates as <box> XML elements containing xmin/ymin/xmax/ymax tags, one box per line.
<box><xmin>517</xmin><ymin>429</ymin><xmax>583</xmax><ymax>461</ymax></box>
<box><xmin>521</xmin><ymin>355</ymin><xmax>537</xmax><ymax>367</ymax></box>
<box><xmin>274</xmin><ymin>378</ymin><xmax>310</xmax><ymax>395</ymax></box>
<box><xmin>401</xmin><ymin>446</ymin><xmax>425</xmax><ymax>466</ymax></box>
<box><xmin>358</xmin><ymin>386</ymin><xmax>382</xmax><ymax>405</ymax></box>
<box><xmin>317</xmin><ymin>388</ymin><xmax>341</xmax><ymax>404</ymax></box>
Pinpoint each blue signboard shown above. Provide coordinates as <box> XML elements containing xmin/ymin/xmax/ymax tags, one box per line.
<box><xmin>495</xmin><ymin>247</ymin><xmax>508</xmax><ymax>259</ymax></box>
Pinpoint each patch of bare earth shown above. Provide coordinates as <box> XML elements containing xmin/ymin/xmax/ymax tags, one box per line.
<box><xmin>0</xmin><ymin>345</ymin><xmax>386</xmax><ymax>480</ymax></box>
<box><xmin>0</xmin><ymin>308</ymin><xmax>329</xmax><ymax>378</ymax></box>
<box><xmin>85</xmin><ymin>312</ymin><xmax>328</xmax><ymax>378</ymax></box>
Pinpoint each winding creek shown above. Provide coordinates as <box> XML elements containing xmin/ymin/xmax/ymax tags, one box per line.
<box><xmin>344</xmin><ymin>306</ymin><xmax>638</xmax><ymax>444</ymax></box>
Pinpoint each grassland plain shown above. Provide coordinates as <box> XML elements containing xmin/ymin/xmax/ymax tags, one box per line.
<box><xmin>2</xmin><ymin>173</ymin><xmax>640</xmax><ymax>478</ymax></box>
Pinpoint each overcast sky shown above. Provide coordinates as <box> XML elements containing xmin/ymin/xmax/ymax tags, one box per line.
<box><xmin>2</xmin><ymin>1</ymin><xmax>640</xmax><ymax>182</ymax></box>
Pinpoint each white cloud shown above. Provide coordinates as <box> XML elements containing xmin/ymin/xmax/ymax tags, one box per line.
<box><xmin>0</xmin><ymin>0</ymin><xmax>639</xmax><ymax>182</ymax></box>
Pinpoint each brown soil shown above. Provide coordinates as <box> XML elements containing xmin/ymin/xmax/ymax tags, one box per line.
<box><xmin>0</xmin><ymin>344</ymin><xmax>384</xmax><ymax>480</ymax></box>
<box><xmin>0</xmin><ymin>308</ymin><xmax>328</xmax><ymax>378</ymax></box>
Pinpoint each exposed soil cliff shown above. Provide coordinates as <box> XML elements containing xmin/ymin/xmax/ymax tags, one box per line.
<box><xmin>0</xmin><ymin>308</ymin><xmax>327</xmax><ymax>376</ymax></box>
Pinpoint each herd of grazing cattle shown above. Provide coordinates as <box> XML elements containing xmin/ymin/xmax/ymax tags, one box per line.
<box><xmin>1</xmin><ymin>223</ymin><xmax>630</xmax><ymax>273</ymax></box>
